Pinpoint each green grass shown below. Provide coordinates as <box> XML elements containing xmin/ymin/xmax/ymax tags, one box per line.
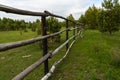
<box><xmin>50</xmin><ymin>30</ymin><xmax>120</xmax><ymax>80</ymax></box>
<box><xmin>0</xmin><ymin>30</ymin><xmax>42</xmax><ymax>80</ymax></box>
<box><xmin>0</xmin><ymin>29</ymin><xmax>74</xmax><ymax>80</ymax></box>
<box><xmin>0</xmin><ymin>30</ymin><xmax>120</xmax><ymax>80</ymax></box>
<box><xmin>0</xmin><ymin>30</ymin><xmax>39</xmax><ymax>43</ymax></box>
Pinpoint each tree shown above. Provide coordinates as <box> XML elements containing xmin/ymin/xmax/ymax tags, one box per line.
<box><xmin>67</xmin><ymin>14</ymin><xmax>75</xmax><ymax>21</ymax></box>
<box><xmin>98</xmin><ymin>0</ymin><xmax>120</xmax><ymax>35</ymax></box>
<box><xmin>84</xmin><ymin>5</ymin><xmax>99</xmax><ymax>29</ymax></box>
<box><xmin>102</xmin><ymin>0</ymin><xmax>113</xmax><ymax>9</ymax></box>
<box><xmin>78</xmin><ymin>14</ymin><xmax>86</xmax><ymax>25</ymax></box>
<box><xmin>67</xmin><ymin>14</ymin><xmax>75</xmax><ymax>27</ymax></box>
<box><xmin>0</xmin><ymin>18</ymin><xmax>4</xmax><ymax>30</ymax></box>
<box><xmin>36</xmin><ymin>19</ymin><xmax>41</xmax><ymax>35</ymax></box>
<box><xmin>113</xmin><ymin>0</ymin><xmax>120</xmax><ymax>29</ymax></box>
<box><xmin>31</xmin><ymin>22</ymin><xmax>36</xmax><ymax>32</ymax></box>
<box><xmin>46</xmin><ymin>17</ymin><xmax>61</xmax><ymax>43</ymax></box>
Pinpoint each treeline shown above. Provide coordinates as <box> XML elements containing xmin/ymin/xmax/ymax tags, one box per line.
<box><xmin>0</xmin><ymin>14</ymin><xmax>75</xmax><ymax>31</ymax></box>
<box><xmin>0</xmin><ymin>17</ymin><xmax>62</xmax><ymax>43</ymax></box>
<box><xmin>0</xmin><ymin>0</ymin><xmax>119</xmax><ymax>36</ymax></box>
<box><xmin>78</xmin><ymin>0</ymin><xmax>120</xmax><ymax>35</ymax></box>
<box><xmin>0</xmin><ymin>18</ymin><xmax>41</xmax><ymax>32</ymax></box>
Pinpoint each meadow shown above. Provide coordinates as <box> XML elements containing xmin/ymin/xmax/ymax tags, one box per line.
<box><xmin>0</xmin><ymin>29</ymin><xmax>73</xmax><ymax>80</ymax></box>
<box><xmin>0</xmin><ymin>30</ymin><xmax>120</xmax><ymax>80</ymax></box>
<box><xmin>50</xmin><ymin>30</ymin><xmax>120</xmax><ymax>80</ymax></box>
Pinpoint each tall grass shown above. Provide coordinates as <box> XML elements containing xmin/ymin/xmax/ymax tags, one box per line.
<box><xmin>50</xmin><ymin>30</ymin><xmax>120</xmax><ymax>80</ymax></box>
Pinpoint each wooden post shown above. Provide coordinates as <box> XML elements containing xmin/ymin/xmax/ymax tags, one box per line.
<box><xmin>41</xmin><ymin>16</ymin><xmax>49</xmax><ymax>75</ymax></box>
<box><xmin>77</xmin><ymin>26</ymin><xmax>79</xmax><ymax>33</ymax></box>
<box><xmin>66</xmin><ymin>20</ymin><xmax>69</xmax><ymax>50</ymax></box>
<box><xmin>73</xmin><ymin>23</ymin><xmax>76</xmax><ymax>40</ymax></box>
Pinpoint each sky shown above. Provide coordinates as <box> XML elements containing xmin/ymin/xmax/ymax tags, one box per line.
<box><xmin>0</xmin><ymin>0</ymin><xmax>103</xmax><ymax>21</ymax></box>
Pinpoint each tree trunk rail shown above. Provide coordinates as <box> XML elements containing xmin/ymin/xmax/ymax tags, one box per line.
<box><xmin>0</xmin><ymin>4</ymin><xmax>84</xmax><ymax>80</ymax></box>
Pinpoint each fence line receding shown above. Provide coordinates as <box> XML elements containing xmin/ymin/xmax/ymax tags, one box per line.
<box><xmin>0</xmin><ymin>4</ymin><xmax>84</xmax><ymax>80</ymax></box>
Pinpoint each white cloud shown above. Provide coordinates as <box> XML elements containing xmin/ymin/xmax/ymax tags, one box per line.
<box><xmin>0</xmin><ymin>0</ymin><xmax>103</xmax><ymax>21</ymax></box>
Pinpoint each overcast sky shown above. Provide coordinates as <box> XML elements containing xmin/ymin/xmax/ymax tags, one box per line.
<box><xmin>0</xmin><ymin>0</ymin><xmax>103</xmax><ymax>21</ymax></box>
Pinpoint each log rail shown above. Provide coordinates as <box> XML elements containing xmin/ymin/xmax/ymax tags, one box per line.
<box><xmin>0</xmin><ymin>4</ymin><xmax>84</xmax><ymax>80</ymax></box>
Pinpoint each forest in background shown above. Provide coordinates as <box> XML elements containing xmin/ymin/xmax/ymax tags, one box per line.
<box><xmin>0</xmin><ymin>0</ymin><xmax>120</xmax><ymax>35</ymax></box>
<box><xmin>78</xmin><ymin>0</ymin><xmax>120</xmax><ymax>35</ymax></box>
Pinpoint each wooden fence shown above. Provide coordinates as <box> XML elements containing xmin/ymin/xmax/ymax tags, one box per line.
<box><xmin>0</xmin><ymin>4</ymin><xmax>84</xmax><ymax>80</ymax></box>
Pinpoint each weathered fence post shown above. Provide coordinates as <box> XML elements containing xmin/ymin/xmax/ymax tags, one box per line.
<box><xmin>41</xmin><ymin>16</ymin><xmax>49</xmax><ymax>75</ymax></box>
<box><xmin>73</xmin><ymin>23</ymin><xmax>76</xmax><ymax>40</ymax></box>
<box><xmin>77</xmin><ymin>25</ymin><xmax>79</xmax><ymax>33</ymax></box>
<box><xmin>66</xmin><ymin>20</ymin><xmax>69</xmax><ymax>50</ymax></box>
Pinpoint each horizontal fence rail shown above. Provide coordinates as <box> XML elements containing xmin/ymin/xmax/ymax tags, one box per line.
<box><xmin>12</xmin><ymin>31</ymin><xmax>81</xmax><ymax>80</ymax></box>
<box><xmin>44</xmin><ymin>11</ymin><xmax>82</xmax><ymax>25</ymax></box>
<box><xmin>12</xmin><ymin>51</ymin><xmax>52</xmax><ymax>80</ymax></box>
<box><xmin>0</xmin><ymin>4</ymin><xmax>47</xmax><ymax>16</ymax></box>
<box><xmin>0</xmin><ymin>28</ymin><xmax>80</xmax><ymax>51</ymax></box>
<box><xmin>0</xmin><ymin>29</ymin><xmax>68</xmax><ymax>51</ymax></box>
<box><xmin>41</xmin><ymin>40</ymin><xmax>76</xmax><ymax>80</ymax></box>
<box><xmin>0</xmin><ymin>4</ymin><xmax>84</xmax><ymax>80</ymax></box>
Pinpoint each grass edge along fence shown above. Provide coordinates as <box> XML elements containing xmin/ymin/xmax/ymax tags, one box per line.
<box><xmin>0</xmin><ymin>4</ymin><xmax>84</xmax><ymax>80</ymax></box>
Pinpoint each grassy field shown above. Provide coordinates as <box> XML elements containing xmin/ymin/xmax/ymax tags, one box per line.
<box><xmin>50</xmin><ymin>30</ymin><xmax>120</xmax><ymax>80</ymax></box>
<box><xmin>0</xmin><ymin>29</ymin><xmax>74</xmax><ymax>80</ymax></box>
<box><xmin>0</xmin><ymin>30</ymin><xmax>42</xmax><ymax>80</ymax></box>
<box><xmin>0</xmin><ymin>30</ymin><xmax>38</xmax><ymax>43</ymax></box>
<box><xmin>0</xmin><ymin>30</ymin><xmax>120</xmax><ymax>80</ymax></box>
